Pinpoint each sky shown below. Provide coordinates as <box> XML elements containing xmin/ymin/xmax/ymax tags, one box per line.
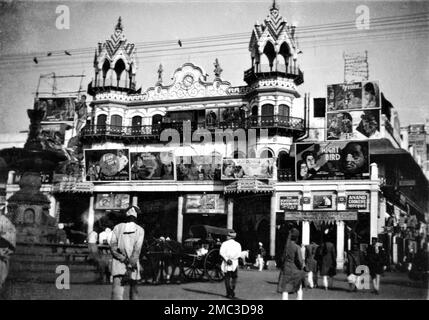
<box><xmin>0</xmin><ymin>0</ymin><xmax>428</xmax><ymax>135</ymax></box>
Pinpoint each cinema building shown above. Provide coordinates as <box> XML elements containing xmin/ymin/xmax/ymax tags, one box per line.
<box><xmin>3</xmin><ymin>4</ymin><xmax>427</xmax><ymax>269</ymax></box>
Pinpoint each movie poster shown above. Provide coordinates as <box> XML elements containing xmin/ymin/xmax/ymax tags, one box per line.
<box><xmin>295</xmin><ymin>141</ymin><xmax>370</xmax><ymax>180</ymax></box>
<box><xmin>221</xmin><ymin>158</ymin><xmax>274</xmax><ymax>180</ymax></box>
<box><xmin>39</xmin><ymin>97</ymin><xmax>76</xmax><ymax>121</ymax></box>
<box><xmin>326</xmin><ymin>81</ymin><xmax>381</xmax><ymax>141</ymax></box>
<box><xmin>95</xmin><ymin>193</ymin><xmax>130</xmax><ymax>210</ymax></box>
<box><xmin>85</xmin><ymin>149</ymin><xmax>130</xmax><ymax>181</ymax></box>
<box><xmin>130</xmin><ymin>151</ymin><xmax>174</xmax><ymax>180</ymax></box>
<box><xmin>185</xmin><ymin>194</ymin><xmax>226</xmax><ymax>214</ymax></box>
<box><xmin>326</xmin><ymin>109</ymin><xmax>381</xmax><ymax>140</ymax></box>
<box><xmin>176</xmin><ymin>154</ymin><xmax>223</xmax><ymax>181</ymax></box>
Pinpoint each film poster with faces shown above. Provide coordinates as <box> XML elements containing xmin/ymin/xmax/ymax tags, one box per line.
<box><xmin>205</xmin><ymin>106</ymin><xmax>246</xmax><ymax>126</ymax></box>
<box><xmin>185</xmin><ymin>194</ymin><xmax>226</xmax><ymax>214</ymax></box>
<box><xmin>176</xmin><ymin>154</ymin><xmax>223</xmax><ymax>181</ymax></box>
<box><xmin>295</xmin><ymin>141</ymin><xmax>370</xmax><ymax>180</ymax></box>
<box><xmin>221</xmin><ymin>158</ymin><xmax>274</xmax><ymax>180</ymax></box>
<box><xmin>326</xmin><ymin>81</ymin><xmax>381</xmax><ymax>141</ymax></box>
<box><xmin>130</xmin><ymin>151</ymin><xmax>175</xmax><ymax>180</ymax></box>
<box><xmin>85</xmin><ymin>149</ymin><xmax>130</xmax><ymax>181</ymax></box>
<box><xmin>38</xmin><ymin>97</ymin><xmax>76</xmax><ymax>121</ymax></box>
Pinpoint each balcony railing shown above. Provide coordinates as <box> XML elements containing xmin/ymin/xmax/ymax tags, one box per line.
<box><xmin>82</xmin><ymin>115</ymin><xmax>305</xmax><ymax>140</ymax></box>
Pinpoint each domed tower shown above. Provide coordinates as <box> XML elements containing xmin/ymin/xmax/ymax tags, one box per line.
<box><xmin>88</xmin><ymin>17</ymin><xmax>138</xmax><ymax>94</ymax></box>
<box><xmin>244</xmin><ymin>1</ymin><xmax>306</xmax><ymax>174</ymax></box>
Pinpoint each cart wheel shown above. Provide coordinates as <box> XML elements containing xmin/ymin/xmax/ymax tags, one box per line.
<box><xmin>182</xmin><ymin>255</ymin><xmax>204</xmax><ymax>281</ymax></box>
<box><xmin>204</xmin><ymin>249</ymin><xmax>224</xmax><ymax>281</ymax></box>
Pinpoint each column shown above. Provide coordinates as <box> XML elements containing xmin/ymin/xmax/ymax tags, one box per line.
<box><xmin>132</xmin><ymin>195</ymin><xmax>138</xmax><ymax>207</ymax></box>
<box><xmin>370</xmin><ymin>189</ymin><xmax>379</xmax><ymax>242</ymax></box>
<box><xmin>177</xmin><ymin>195</ymin><xmax>184</xmax><ymax>243</ymax></box>
<box><xmin>227</xmin><ymin>198</ymin><xmax>233</xmax><ymax>230</ymax></box>
<box><xmin>87</xmin><ymin>195</ymin><xmax>95</xmax><ymax>235</ymax></box>
<box><xmin>302</xmin><ymin>221</ymin><xmax>310</xmax><ymax>245</ymax></box>
<box><xmin>269</xmin><ymin>193</ymin><xmax>277</xmax><ymax>258</ymax></box>
<box><xmin>336</xmin><ymin>220</ymin><xmax>345</xmax><ymax>269</ymax></box>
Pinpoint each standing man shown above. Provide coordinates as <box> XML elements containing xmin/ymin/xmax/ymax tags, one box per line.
<box><xmin>0</xmin><ymin>207</ymin><xmax>16</xmax><ymax>297</ymax></box>
<box><xmin>110</xmin><ymin>206</ymin><xmax>144</xmax><ymax>300</ymax></box>
<box><xmin>220</xmin><ymin>230</ymin><xmax>242</xmax><ymax>299</ymax></box>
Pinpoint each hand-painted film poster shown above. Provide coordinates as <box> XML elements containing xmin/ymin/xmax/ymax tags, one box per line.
<box><xmin>95</xmin><ymin>193</ymin><xmax>130</xmax><ymax>210</ymax></box>
<box><xmin>221</xmin><ymin>158</ymin><xmax>274</xmax><ymax>180</ymax></box>
<box><xmin>326</xmin><ymin>81</ymin><xmax>381</xmax><ymax>141</ymax></box>
<box><xmin>176</xmin><ymin>154</ymin><xmax>223</xmax><ymax>181</ymax></box>
<box><xmin>85</xmin><ymin>149</ymin><xmax>130</xmax><ymax>181</ymax></box>
<box><xmin>295</xmin><ymin>141</ymin><xmax>370</xmax><ymax>180</ymax></box>
<box><xmin>130</xmin><ymin>151</ymin><xmax>174</xmax><ymax>180</ymax></box>
<box><xmin>39</xmin><ymin>97</ymin><xmax>76</xmax><ymax>121</ymax></box>
<box><xmin>185</xmin><ymin>194</ymin><xmax>226</xmax><ymax>214</ymax></box>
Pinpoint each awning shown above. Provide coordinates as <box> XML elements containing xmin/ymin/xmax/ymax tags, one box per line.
<box><xmin>369</xmin><ymin>138</ymin><xmax>408</xmax><ymax>155</ymax></box>
<box><xmin>53</xmin><ymin>181</ymin><xmax>94</xmax><ymax>193</ymax></box>
<box><xmin>224</xmin><ymin>179</ymin><xmax>274</xmax><ymax>194</ymax></box>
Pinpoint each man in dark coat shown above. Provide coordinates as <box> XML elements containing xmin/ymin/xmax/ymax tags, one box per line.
<box><xmin>366</xmin><ymin>239</ymin><xmax>387</xmax><ymax>295</ymax></box>
<box><xmin>319</xmin><ymin>232</ymin><xmax>337</xmax><ymax>290</ymax></box>
<box><xmin>305</xmin><ymin>241</ymin><xmax>319</xmax><ymax>288</ymax></box>
<box><xmin>277</xmin><ymin>228</ymin><xmax>306</xmax><ymax>300</ymax></box>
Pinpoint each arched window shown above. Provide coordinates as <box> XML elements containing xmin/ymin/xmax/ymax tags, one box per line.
<box><xmin>279</xmin><ymin>42</ymin><xmax>290</xmax><ymax>73</ymax></box>
<box><xmin>24</xmin><ymin>208</ymin><xmax>35</xmax><ymax>224</ymax></box>
<box><xmin>262</xmin><ymin>42</ymin><xmax>276</xmax><ymax>71</ymax></box>
<box><xmin>152</xmin><ymin>114</ymin><xmax>163</xmax><ymax>135</ymax></box>
<box><xmin>97</xmin><ymin>114</ymin><xmax>107</xmax><ymax>134</ymax></box>
<box><xmin>114</xmin><ymin>59</ymin><xmax>126</xmax><ymax>87</ymax></box>
<box><xmin>260</xmin><ymin>149</ymin><xmax>273</xmax><ymax>158</ymax></box>
<box><xmin>102</xmin><ymin>60</ymin><xmax>110</xmax><ymax>86</ymax></box>
<box><xmin>131</xmin><ymin>116</ymin><xmax>142</xmax><ymax>135</ymax></box>
<box><xmin>233</xmin><ymin>150</ymin><xmax>246</xmax><ymax>159</ymax></box>
<box><xmin>261</xmin><ymin>104</ymin><xmax>274</xmax><ymax>126</ymax></box>
<box><xmin>110</xmin><ymin>115</ymin><xmax>122</xmax><ymax>134</ymax></box>
<box><xmin>277</xmin><ymin>151</ymin><xmax>294</xmax><ymax>181</ymax></box>
<box><xmin>278</xmin><ymin>104</ymin><xmax>290</xmax><ymax>125</ymax></box>
<box><xmin>152</xmin><ymin>114</ymin><xmax>163</xmax><ymax>125</ymax></box>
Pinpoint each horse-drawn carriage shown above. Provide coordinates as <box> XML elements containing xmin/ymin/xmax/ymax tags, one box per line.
<box><xmin>140</xmin><ymin>225</ymin><xmax>234</xmax><ymax>283</ymax></box>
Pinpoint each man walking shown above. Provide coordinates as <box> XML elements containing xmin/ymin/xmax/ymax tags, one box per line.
<box><xmin>110</xmin><ymin>206</ymin><xmax>144</xmax><ymax>300</ymax></box>
<box><xmin>220</xmin><ymin>230</ymin><xmax>242</xmax><ymax>299</ymax></box>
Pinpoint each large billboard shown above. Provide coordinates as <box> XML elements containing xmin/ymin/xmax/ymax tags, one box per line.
<box><xmin>221</xmin><ymin>158</ymin><xmax>274</xmax><ymax>180</ymax></box>
<box><xmin>295</xmin><ymin>141</ymin><xmax>370</xmax><ymax>180</ymax></box>
<box><xmin>185</xmin><ymin>194</ymin><xmax>226</xmax><ymax>214</ymax></box>
<box><xmin>39</xmin><ymin>97</ymin><xmax>76</xmax><ymax>121</ymax></box>
<box><xmin>326</xmin><ymin>81</ymin><xmax>381</xmax><ymax>140</ymax></box>
<box><xmin>130</xmin><ymin>151</ymin><xmax>174</xmax><ymax>180</ymax></box>
<box><xmin>85</xmin><ymin>149</ymin><xmax>130</xmax><ymax>181</ymax></box>
<box><xmin>176</xmin><ymin>154</ymin><xmax>223</xmax><ymax>181</ymax></box>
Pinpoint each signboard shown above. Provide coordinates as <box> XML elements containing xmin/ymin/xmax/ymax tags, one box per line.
<box><xmin>95</xmin><ymin>193</ymin><xmax>130</xmax><ymax>210</ymax></box>
<box><xmin>284</xmin><ymin>211</ymin><xmax>358</xmax><ymax>221</ymax></box>
<box><xmin>40</xmin><ymin>123</ymin><xmax>66</xmax><ymax>147</ymax></box>
<box><xmin>399</xmin><ymin>180</ymin><xmax>416</xmax><ymax>187</ymax></box>
<box><xmin>221</xmin><ymin>158</ymin><xmax>274</xmax><ymax>180</ymax></box>
<box><xmin>176</xmin><ymin>154</ymin><xmax>222</xmax><ymax>181</ymax></box>
<box><xmin>85</xmin><ymin>149</ymin><xmax>130</xmax><ymax>181</ymax></box>
<box><xmin>347</xmin><ymin>194</ymin><xmax>368</xmax><ymax>209</ymax></box>
<box><xmin>313</xmin><ymin>195</ymin><xmax>334</xmax><ymax>209</ymax></box>
<box><xmin>326</xmin><ymin>81</ymin><xmax>381</xmax><ymax>140</ymax></box>
<box><xmin>130</xmin><ymin>151</ymin><xmax>174</xmax><ymax>180</ymax></box>
<box><xmin>185</xmin><ymin>194</ymin><xmax>226</xmax><ymax>214</ymax></box>
<box><xmin>295</xmin><ymin>141</ymin><xmax>370</xmax><ymax>180</ymax></box>
<box><xmin>39</xmin><ymin>97</ymin><xmax>76</xmax><ymax>121</ymax></box>
<box><xmin>279</xmin><ymin>196</ymin><xmax>300</xmax><ymax>211</ymax></box>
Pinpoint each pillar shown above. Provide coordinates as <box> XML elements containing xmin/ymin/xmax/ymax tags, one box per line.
<box><xmin>336</xmin><ymin>220</ymin><xmax>345</xmax><ymax>269</ymax></box>
<box><xmin>87</xmin><ymin>195</ymin><xmax>95</xmax><ymax>235</ymax></box>
<box><xmin>269</xmin><ymin>193</ymin><xmax>277</xmax><ymax>258</ymax></box>
<box><xmin>370</xmin><ymin>189</ymin><xmax>379</xmax><ymax>242</ymax></box>
<box><xmin>48</xmin><ymin>195</ymin><xmax>57</xmax><ymax>219</ymax></box>
<box><xmin>132</xmin><ymin>195</ymin><xmax>138</xmax><ymax>207</ymax></box>
<box><xmin>227</xmin><ymin>198</ymin><xmax>233</xmax><ymax>230</ymax></box>
<box><xmin>177</xmin><ymin>195</ymin><xmax>184</xmax><ymax>243</ymax></box>
<box><xmin>302</xmin><ymin>221</ymin><xmax>310</xmax><ymax>245</ymax></box>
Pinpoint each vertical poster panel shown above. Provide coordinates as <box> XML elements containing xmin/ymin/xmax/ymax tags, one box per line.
<box><xmin>326</xmin><ymin>81</ymin><xmax>381</xmax><ymax>141</ymax></box>
<box><xmin>295</xmin><ymin>141</ymin><xmax>370</xmax><ymax>180</ymax></box>
<box><xmin>130</xmin><ymin>151</ymin><xmax>174</xmax><ymax>180</ymax></box>
<box><xmin>39</xmin><ymin>97</ymin><xmax>76</xmax><ymax>121</ymax></box>
<box><xmin>84</xmin><ymin>149</ymin><xmax>130</xmax><ymax>181</ymax></box>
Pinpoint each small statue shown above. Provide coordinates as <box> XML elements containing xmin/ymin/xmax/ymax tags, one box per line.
<box><xmin>157</xmin><ymin>64</ymin><xmax>163</xmax><ymax>85</ymax></box>
<box><xmin>214</xmin><ymin>58</ymin><xmax>223</xmax><ymax>78</ymax></box>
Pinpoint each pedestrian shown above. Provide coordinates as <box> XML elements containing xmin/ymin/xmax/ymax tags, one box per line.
<box><xmin>305</xmin><ymin>241</ymin><xmax>319</xmax><ymax>289</ymax></box>
<box><xmin>345</xmin><ymin>243</ymin><xmax>363</xmax><ymax>292</ymax></box>
<box><xmin>110</xmin><ymin>206</ymin><xmax>145</xmax><ymax>300</ymax></box>
<box><xmin>319</xmin><ymin>231</ymin><xmax>337</xmax><ymax>291</ymax></box>
<box><xmin>99</xmin><ymin>227</ymin><xmax>113</xmax><ymax>245</ymax></box>
<box><xmin>0</xmin><ymin>209</ymin><xmax>16</xmax><ymax>297</ymax></box>
<box><xmin>277</xmin><ymin>228</ymin><xmax>306</xmax><ymax>300</ymax></box>
<box><xmin>220</xmin><ymin>230</ymin><xmax>242</xmax><ymax>299</ymax></box>
<box><xmin>256</xmin><ymin>242</ymin><xmax>266</xmax><ymax>271</ymax></box>
<box><xmin>366</xmin><ymin>239</ymin><xmax>387</xmax><ymax>295</ymax></box>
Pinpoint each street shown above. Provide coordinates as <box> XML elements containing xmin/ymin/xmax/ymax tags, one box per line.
<box><xmin>3</xmin><ymin>269</ymin><xmax>427</xmax><ymax>300</ymax></box>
